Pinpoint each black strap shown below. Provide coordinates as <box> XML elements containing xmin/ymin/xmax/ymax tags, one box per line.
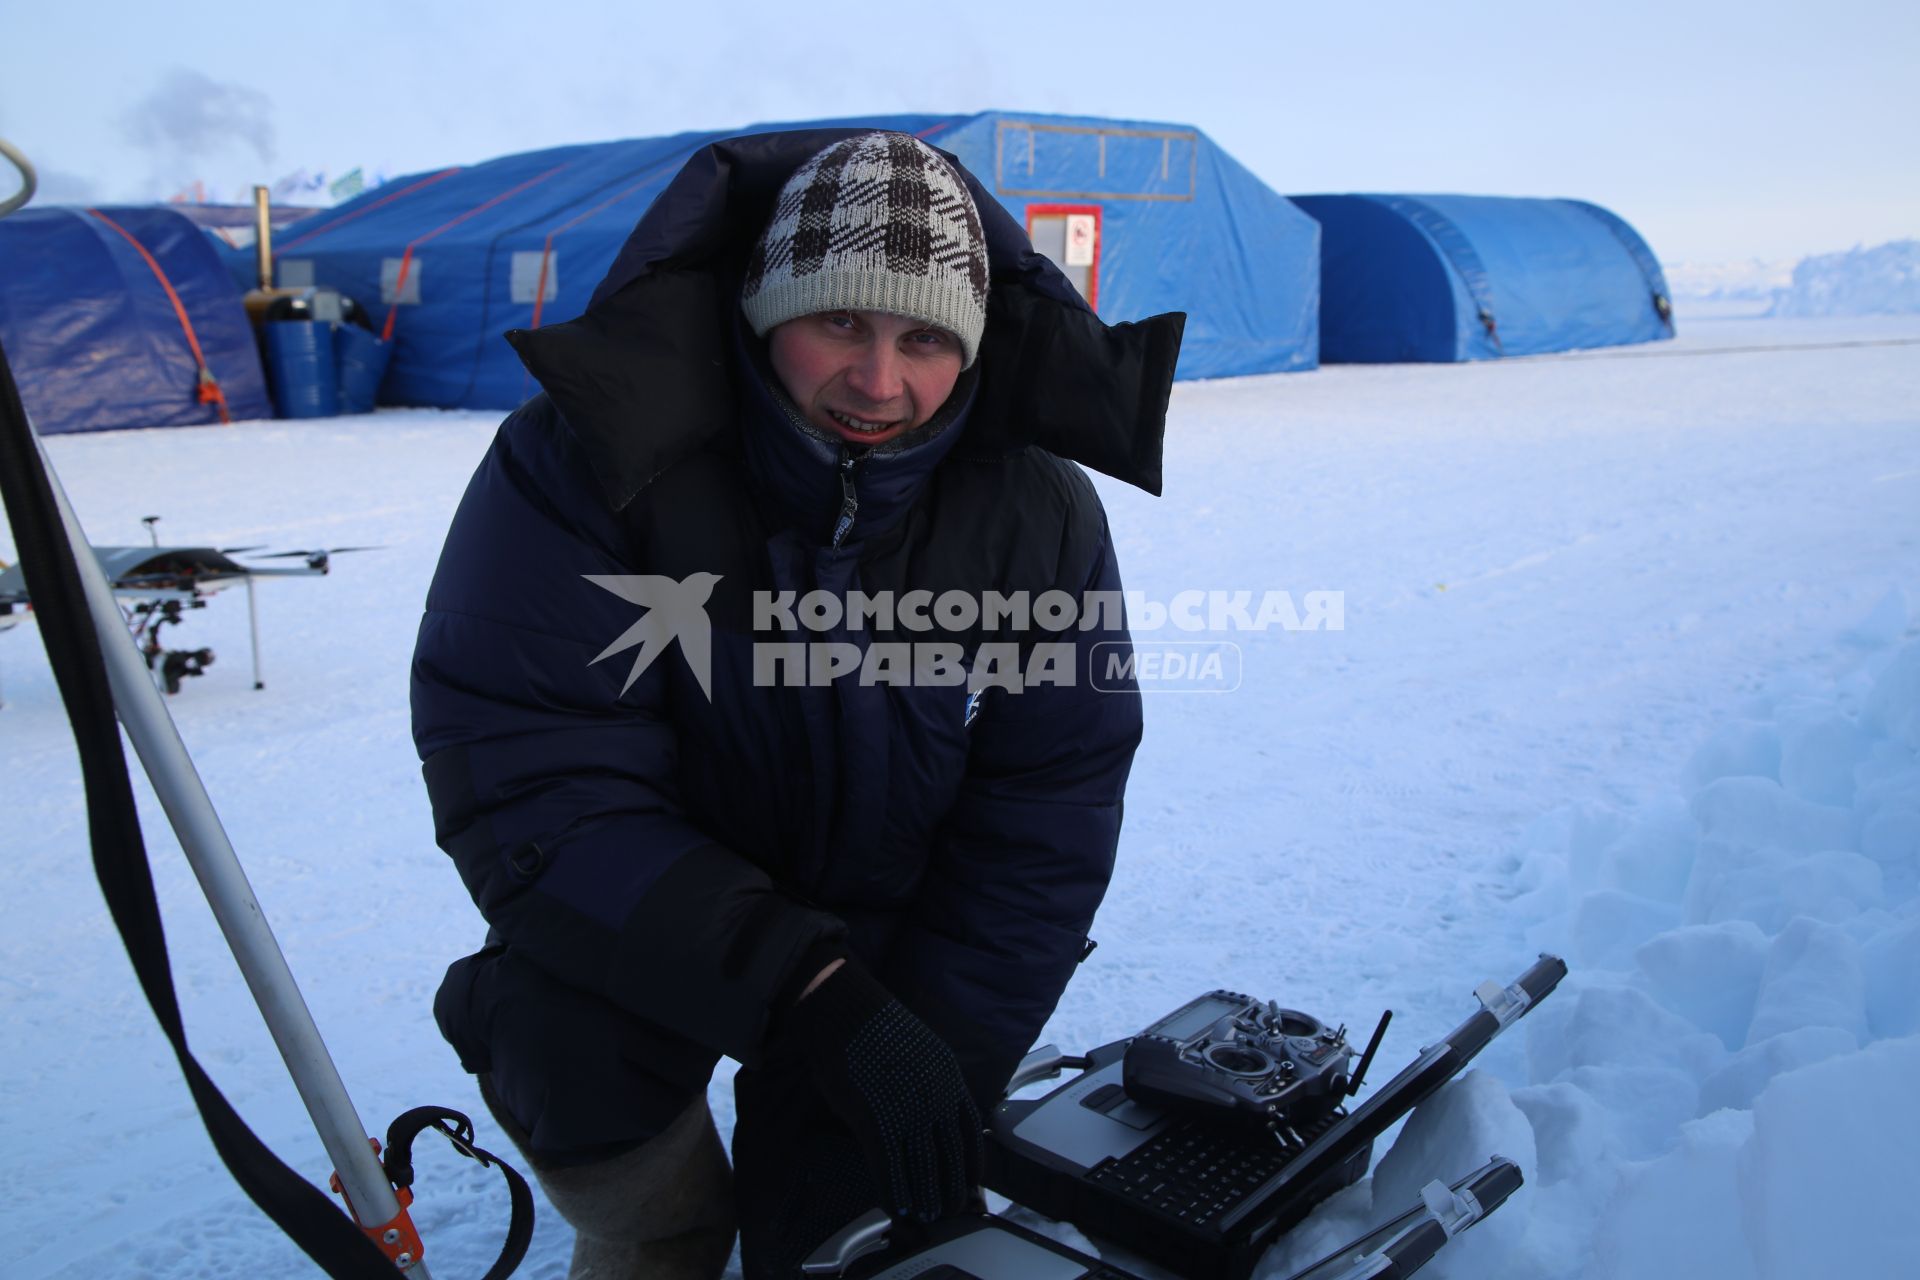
<box><xmin>0</xmin><ymin>340</ymin><xmax>395</xmax><ymax>1273</ymax></box>
<box><xmin>382</xmin><ymin>1107</ymin><xmax>535</xmax><ymax>1280</ymax></box>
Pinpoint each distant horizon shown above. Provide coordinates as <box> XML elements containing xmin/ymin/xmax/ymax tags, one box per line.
<box><xmin>4</xmin><ymin>1</ymin><xmax>1914</xmax><ymax>264</ymax></box>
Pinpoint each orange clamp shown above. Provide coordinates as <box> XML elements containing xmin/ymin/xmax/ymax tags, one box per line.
<box><xmin>330</xmin><ymin>1137</ymin><xmax>427</xmax><ymax>1271</ymax></box>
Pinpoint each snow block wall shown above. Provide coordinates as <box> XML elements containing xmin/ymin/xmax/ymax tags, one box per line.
<box><xmin>1509</xmin><ymin>617</ymin><xmax>1920</xmax><ymax>1280</ymax></box>
<box><xmin>1260</xmin><ymin>596</ymin><xmax>1920</xmax><ymax>1280</ymax></box>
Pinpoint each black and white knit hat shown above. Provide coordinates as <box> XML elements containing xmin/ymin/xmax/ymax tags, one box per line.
<box><xmin>741</xmin><ymin>132</ymin><xmax>990</xmax><ymax>368</ymax></box>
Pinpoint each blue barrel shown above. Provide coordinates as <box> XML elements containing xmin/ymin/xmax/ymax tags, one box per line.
<box><xmin>334</xmin><ymin>324</ymin><xmax>391</xmax><ymax>415</ymax></box>
<box><xmin>264</xmin><ymin>320</ymin><xmax>337</xmax><ymax>418</ymax></box>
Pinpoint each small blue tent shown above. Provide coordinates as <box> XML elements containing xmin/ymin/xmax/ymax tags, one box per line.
<box><xmin>237</xmin><ymin>111</ymin><xmax>1317</xmax><ymax>408</ymax></box>
<box><xmin>0</xmin><ymin>206</ymin><xmax>270</xmax><ymax>434</ymax></box>
<box><xmin>1289</xmin><ymin>194</ymin><xmax>1673</xmax><ymax>362</ymax></box>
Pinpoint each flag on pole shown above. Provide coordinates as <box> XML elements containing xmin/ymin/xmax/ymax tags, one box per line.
<box><xmin>328</xmin><ymin>168</ymin><xmax>365</xmax><ymax>202</ymax></box>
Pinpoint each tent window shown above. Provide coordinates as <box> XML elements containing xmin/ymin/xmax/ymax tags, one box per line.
<box><xmin>380</xmin><ymin>257</ymin><xmax>421</xmax><ymax>305</ymax></box>
<box><xmin>510</xmin><ymin>251</ymin><xmax>557</xmax><ymax>305</ymax></box>
<box><xmin>1026</xmin><ymin>204</ymin><xmax>1101</xmax><ymax>309</ymax></box>
<box><xmin>1006</xmin><ymin>124</ymin><xmax>1036</xmax><ymax>176</ymax></box>
<box><xmin>995</xmin><ymin>121</ymin><xmax>1195</xmax><ymax>202</ymax></box>
<box><xmin>277</xmin><ymin>259</ymin><xmax>315</xmax><ymax>289</ymax></box>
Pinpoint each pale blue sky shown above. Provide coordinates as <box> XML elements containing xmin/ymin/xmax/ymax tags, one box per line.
<box><xmin>1</xmin><ymin>0</ymin><xmax>1913</xmax><ymax>262</ymax></box>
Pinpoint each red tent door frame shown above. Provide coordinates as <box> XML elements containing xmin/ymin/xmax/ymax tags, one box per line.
<box><xmin>1025</xmin><ymin>204</ymin><xmax>1102</xmax><ymax>310</ymax></box>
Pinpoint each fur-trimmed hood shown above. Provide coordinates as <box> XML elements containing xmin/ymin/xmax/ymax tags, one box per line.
<box><xmin>503</xmin><ymin>128</ymin><xmax>1184</xmax><ymax>512</ymax></box>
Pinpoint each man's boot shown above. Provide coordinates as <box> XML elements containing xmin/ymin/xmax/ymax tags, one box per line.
<box><xmin>481</xmin><ymin>1076</ymin><xmax>736</xmax><ymax>1280</ymax></box>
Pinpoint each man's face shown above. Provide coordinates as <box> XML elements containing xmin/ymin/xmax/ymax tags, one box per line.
<box><xmin>767</xmin><ymin>309</ymin><xmax>964</xmax><ymax>448</ymax></box>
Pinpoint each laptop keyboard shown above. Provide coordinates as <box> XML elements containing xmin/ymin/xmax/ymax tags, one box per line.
<box><xmin>1086</xmin><ymin>1124</ymin><xmax>1291</xmax><ymax>1228</ymax></box>
<box><xmin>1085</xmin><ymin>1099</ymin><xmax>1353</xmax><ymax>1232</ymax></box>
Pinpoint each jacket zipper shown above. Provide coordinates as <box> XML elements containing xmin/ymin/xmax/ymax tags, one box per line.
<box><xmin>830</xmin><ymin>447</ymin><xmax>863</xmax><ymax>549</ymax></box>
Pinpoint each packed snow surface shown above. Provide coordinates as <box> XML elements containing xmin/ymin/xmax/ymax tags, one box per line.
<box><xmin>2</xmin><ymin>314</ymin><xmax>1918</xmax><ymax>1278</ymax></box>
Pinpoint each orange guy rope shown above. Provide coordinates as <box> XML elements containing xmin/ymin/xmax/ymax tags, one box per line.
<box><xmin>380</xmin><ymin>163</ymin><xmax>570</xmax><ymax>343</ymax></box>
<box><xmin>529</xmin><ymin>248</ymin><xmax>554</xmax><ymax>331</ymax></box>
<box><xmin>525</xmin><ymin>158</ymin><xmax>686</xmax><ymax>331</ymax></box>
<box><xmin>87</xmin><ymin>209</ymin><xmax>232</xmax><ymax>425</ymax></box>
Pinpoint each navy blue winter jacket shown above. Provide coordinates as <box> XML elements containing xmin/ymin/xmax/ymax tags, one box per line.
<box><xmin>413</xmin><ymin>130</ymin><xmax>1184</xmax><ymax>1154</ymax></box>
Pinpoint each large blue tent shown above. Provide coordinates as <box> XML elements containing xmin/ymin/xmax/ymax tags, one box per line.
<box><xmin>0</xmin><ymin>206</ymin><xmax>270</xmax><ymax>434</ymax></box>
<box><xmin>236</xmin><ymin>111</ymin><xmax>1317</xmax><ymax>408</ymax></box>
<box><xmin>1289</xmin><ymin>194</ymin><xmax>1673</xmax><ymax>362</ymax></box>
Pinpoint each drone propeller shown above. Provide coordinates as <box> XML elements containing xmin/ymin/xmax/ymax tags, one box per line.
<box><xmin>247</xmin><ymin>546</ymin><xmax>383</xmax><ymax>571</ymax></box>
<box><xmin>250</xmin><ymin>546</ymin><xmax>382</xmax><ymax>558</ymax></box>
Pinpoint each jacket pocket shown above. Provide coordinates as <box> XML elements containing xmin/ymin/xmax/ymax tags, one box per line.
<box><xmin>433</xmin><ymin>943</ymin><xmax>506</xmax><ymax>1074</ymax></box>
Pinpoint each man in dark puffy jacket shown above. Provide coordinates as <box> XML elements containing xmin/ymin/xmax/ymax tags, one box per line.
<box><xmin>412</xmin><ymin>129</ymin><xmax>1183</xmax><ymax>1279</ymax></box>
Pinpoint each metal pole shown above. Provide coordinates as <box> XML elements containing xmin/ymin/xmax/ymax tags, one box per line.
<box><xmin>32</xmin><ymin>432</ymin><xmax>426</xmax><ymax>1275</ymax></box>
<box><xmin>246</xmin><ymin>575</ymin><xmax>265</xmax><ymax>689</ymax></box>
<box><xmin>253</xmin><ymin>185</ymin><xmax>273</xmax><ymax>292</ymax></box>
<box><xmin>0</xmin><ymin>136</ymin><xmax>34</xmax><ymax>217</ymax></box>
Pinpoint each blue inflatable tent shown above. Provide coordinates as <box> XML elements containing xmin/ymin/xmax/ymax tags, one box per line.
<box><xmin>239</xmin><ymin>111</ymin><xmax>1317</xmax><ymax>408</ymax></box>
<box><xmin>0</xmin><ymin>206</ymin><xmax>270</xmax><ymax>434</ymax></box>
<box><xmin>1289</xmin><ymin>194</ymin><xmax>1673</xmax><ymax>362</ymax></box>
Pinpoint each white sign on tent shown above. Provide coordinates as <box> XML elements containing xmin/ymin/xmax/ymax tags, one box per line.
<box><xmin>1064</xmin><ymin>214</ymin><xmax>1097</xmax><ymax>267</ymax></box>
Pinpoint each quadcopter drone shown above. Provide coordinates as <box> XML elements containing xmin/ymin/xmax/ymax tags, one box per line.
<box><xmin>0</xmin><ymin>516</ymin><xmax>373</xmax><ymax>695</ymax></box>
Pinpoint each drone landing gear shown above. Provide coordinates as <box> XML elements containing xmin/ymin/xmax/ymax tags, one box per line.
<box><xmin>244</xmin><ymin>575</ymin><xmax>264</xmax><ymax>690</ymax></box>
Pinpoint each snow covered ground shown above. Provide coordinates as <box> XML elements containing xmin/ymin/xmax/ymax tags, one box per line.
<box><xmin>2</xmin><ymin>312</ymin><xmax>1917</xmax><ymax>1278</ymax></box>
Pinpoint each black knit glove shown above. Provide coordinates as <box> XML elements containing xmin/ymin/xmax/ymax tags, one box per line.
<box><xmin>787</xmin><ymin>956</ymin><xmax>983</xmax><ymax>1223</ymax></box>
